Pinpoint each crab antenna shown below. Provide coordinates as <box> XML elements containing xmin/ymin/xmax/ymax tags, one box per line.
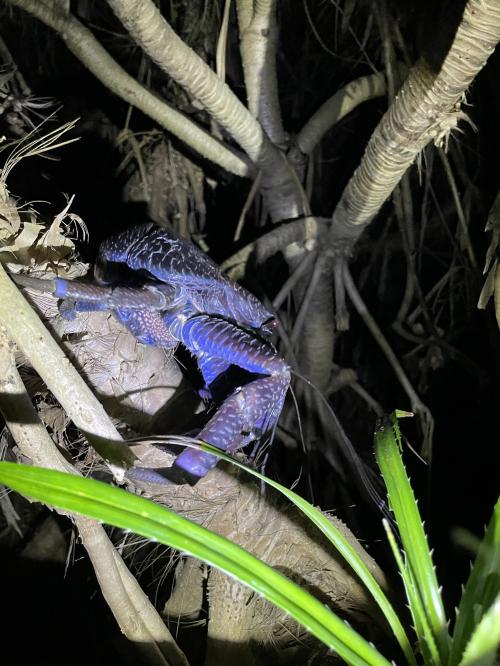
<box><xmin>290</xmin><ymin>369</ymin><xmax>394</xmax><ymax>524</ymax></box>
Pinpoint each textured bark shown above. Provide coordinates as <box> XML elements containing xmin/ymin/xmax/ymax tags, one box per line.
<box><xmin>0</xmin><ymin>329</ymin><xmax>188</xmax><ymax>666</ymax></box>
<box><xmin>21</xmin><ymin>288</ymin><xmax>184</xmax><ymax>432</ymax></box>
<box><xmin>236</xmin><ymin>0</ymin><xmax>287</xmax><ymax>147</ymax></box>
<box><xmin>0</xmin><ymin>262</ymin><xmax>133</xmax><ymax>476</ymax></box>
<box><xmin>4</xmin><ymin>0</ymin><xmax>249</xmax><ymax>177</ymax></box>
<box><xmin>130</xmin><ymin>449</ymin><xmax>389</xmax><ymax>665</ymax></box>
<box><xmin>298</xmin><ymin>0</ymin><xmax>500</xmax><ymax>394</ymax></box>
<box><xmin>332</xmin><ymin>0</ymin><xmax>500</xmax><ymax>231</ymax></box>
<box><xmin>297</xmin><ymin>262</ymin><xmax>335</xmax><ymax>391</ymax></box>
<box><xmin>107</xmin><ymin>0</ymin><xmax>307</xmax><ymax>221</ymax></box>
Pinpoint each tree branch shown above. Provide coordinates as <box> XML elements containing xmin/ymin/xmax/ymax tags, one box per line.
<box><xmin>0</xmin><ymin>328</ymin><xmax>188</xmax><ymax>666</ymax></box>
<box><xmin>331</xmin><ymin>0</ymin><xmax>500</xmax><ymax>231</ymax></box>
<box><xmin>106</xmin><ymin>0</ymin><xmax>308</xmax><ymax>221</ymax></box>
<box><xmin>236</xmin><ymin>0</ymin><xmax>287</xmax><ymax>147</ymax></box>
<box><xmin>296</xmin><ymin>72</ymin><xmax>388</xmax><ymax>156</ymax></box>
<box><xmin>0</xmin><ymin>262</ymin><xmax>134</xmax><ymax>478</ymax></box>
<box><xmin>4</xmin><ymin>0</ymin><xmax>250</xmax><ymax>177</ymax></box>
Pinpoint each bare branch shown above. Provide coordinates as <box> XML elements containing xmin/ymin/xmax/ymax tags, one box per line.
<box><xmin>332</xmin><ymin>0</ymin><xmax>500</xmax><ymax>230</ymax></box>
<box><xmin>236</xmin><ymin>0</ymin><xmax>287</xmax><ymax>147</ymax></box>
<box><xmin>4</xmin><ymin>0</ymin><xmax>250</xmax><ymax>177</ymax></box>
<box><xmin>0</xmin><ymin>261</ymin><xmax>134</xmax><ymax>478</ymax></box>
<box><xmin>0</xmin><ymin>328</ymin><xmax>188</xmax><ymax>666</ymax></box>
<box><xmin>106</xmin><ymin>0</ymin><xmax>308</xmax><ymax>220</ymax></box>
<box><xmin>343</xmin><ymin>265</ymin><xmax>434</xmax><ymax>457</ymax></box>
<box><xmin>296</xmin><ymin>72</ymin><xmax>388</xmax><ymax>156</ymax></box>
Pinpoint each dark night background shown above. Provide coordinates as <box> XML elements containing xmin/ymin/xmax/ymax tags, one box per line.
<box><xmin>0</xmin><ymin>1</ymin><xmax>499</xmax><ymax>664</ymax></box>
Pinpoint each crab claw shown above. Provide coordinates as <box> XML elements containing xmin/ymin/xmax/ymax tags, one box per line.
<box><xmin>169</xmin><ymin>314</ymin><xmax>290</xmax><ymax>478</ymax></box>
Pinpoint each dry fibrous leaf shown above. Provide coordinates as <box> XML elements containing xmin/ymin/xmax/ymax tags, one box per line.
<box><xmin>0</xmin><ymin>196</ymin><xmax>88</xmax><ymax>277</ymax></box>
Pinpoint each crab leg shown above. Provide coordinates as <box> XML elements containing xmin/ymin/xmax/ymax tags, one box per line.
<box><xmin>174</xmin><ymin>374</ymin><xmax>290</xmax><ymax>477</ymax></box>
<box><xmin>12</xmin><ymin>274</ymin><xmax>176</xmax><ymax>311</ymax></box>
<box><xmin>169</xmin><ymin>315</ymin><xmax>290</xmax><ymax>477</ymax></box>
<box><xmin>196</xmin><ymin>352</ymin><xmax>232</xmax><ymax>400</ymax></box>
<box><xmin>173</xmin><ymin>315</ymin><xmax>286</xmax><ymax>375</ymax></box>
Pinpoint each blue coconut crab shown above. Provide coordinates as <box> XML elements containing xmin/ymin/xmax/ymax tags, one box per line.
<box><xmin>18</xmin><ymin>223</ymin><xmax>290</xmax><ymax>481</ymax></box>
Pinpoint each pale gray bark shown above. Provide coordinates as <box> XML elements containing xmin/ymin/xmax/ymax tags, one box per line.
<box><xmin>129</xmin><ymin>454</ymin><xmax>389</xmax><ymax>665</ymax></box>
<box><xmin>236</xmin><ymin>0</ymin><xmax>287</xmax><ymax>147</ymax></box>
<box><xmin>0</xmin><ymin>328</ymin><xmax>188</xmax><ymax>666</ymax></box>
<box><xmin>296</xmin><ymin>72</ymin><xmax>388</xmax><ymax>156</ymax></box>
<box><xmin>332</xmin><ymin>0</ymin><xmax>500</xmax><ymax>232</ymax></box>
<box><xmin>4</xmin><ymin>0</ymin><xmax>250</xmax><ymax>177</ymax></box>
<box><xmin>0</xmin><ymin>262</ymin><xmax>134</xmax><ymax>478</ymax></box>
<box><xmin>106</xmin><ymin>0</ymin><xmax>307</xmax><ymax>221</ymax></box>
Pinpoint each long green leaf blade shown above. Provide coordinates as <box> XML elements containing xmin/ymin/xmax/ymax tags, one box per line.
<box><xmin>449</xmin><ymin>497</ymin><xmax>500</xmax><ymax>666</ymax></box>
<box><xmin>375</xmin><ymin>414</ymin><xmax>450</xmax><ymax>662</ymax></box>
<box><xmin>0</xmin><ymin>461</ymin><xmax>391</xmax><ymax>666</ymax></box>
<box><xmin>383</xmin><ymin>519</ymin><xmax>440</xmax><ymax>666</ymax></box>
<box><xmin>181</xmin><ymin>438</ymin><xmax>417</xmax><ymax>666</ymax></box>
<box><xmin>458</xmin><ymin>592</ymin><xmax>500</xmax><ymax>666</ymax></box>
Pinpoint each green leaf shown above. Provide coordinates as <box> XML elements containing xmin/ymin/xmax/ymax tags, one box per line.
<box><xmin>184</xmin><ymin>438</ymin><xmax>417</xmax><ymax>666</ymax></box>
<box><xmin>0</xmin><ymin>461</ymin><xmax>391</xmax><ymax>666</ymax></box>
<box><xmin>375</xmin><ymin>414</ymin><xmax>450</xmax><ymax>663</ymax></box>
<box><xmin>383</xmin><ymin>519</ymin><xmax>440</xmax><ymax>666</ymax></box>
<box><xmin>458</xmin><ymin>592</ymin><xmax>500</xmax><ymax>666</ymax></box>
<box><xmin>449</xmin><ymin>497</ymin><xmax>500</xmax><ymax>666</ymax></box>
